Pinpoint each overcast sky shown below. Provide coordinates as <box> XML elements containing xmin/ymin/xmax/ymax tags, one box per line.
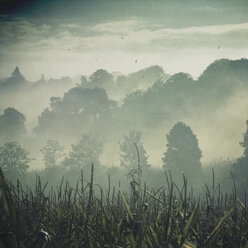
<box><xmin>0</xmin><ymin>0</ymin><xmax>248</xmax><ymax>81</ymax></box>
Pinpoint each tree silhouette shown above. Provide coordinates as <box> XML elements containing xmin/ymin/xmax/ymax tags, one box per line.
<box><xmin>11</xmin><ymin>66</ymin><xmax>24</xmax><ymax>79</ymax></box>
<box><xmin>0</xmin><ymin>108</ymin><xmax>26</xmax><ymax>143</ymax></box>
<box><xmin>166</xmin><ymin>72</ymin><xmax>193</xmax><ymax>85</ymax></box>
<box><xmin>34</xmin><ymin>87</ymin><xmax>116</xmax><ymax>137</ymax></box>
<box><xmin>162</xmin><ymin>122</ymin><xmax>202</xmax><ymax>178</ymax></box>
<box><xmin>68</xmin><ymin>134</ymin><xmax>104</xmax><ymax>169</ymax></box>
<box><xmin>41</xmin><ymin>140</ymin><xmax>65</xmax><ymax>168</ymax></box>
<box><xmin>232</xmin><ymin>120</ymin><xmax>248</xmax><ymax>195</ymax></box>
<box><xmin>88</xmin><ymin>69</ymin><xmax>114</xmax><ymax>91</ymax></box>
<box><xmin>239</xmin><ymin>120</ymin><xmax>248</xmax><ymax>158</ymax></box>
<box><xmin>0</xmin><ymin>142</ymin><xmax>30</xmax><ymax>178</ymax></box>
<box><xmin>49</xmin><ymin>96</ymin><xmax>62</xmax><ymax>111</ymax></box>
<box><xmin>120</xmin><ymin>130</ymin><xmax>150</xmax><ymax>170</ymax></box>
<box><xmin>0</xmin><ymin>66</ymin><xmax>27</xmax><ymax>93</ymax></box>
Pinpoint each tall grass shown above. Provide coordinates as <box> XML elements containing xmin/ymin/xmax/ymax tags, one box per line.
<box><xmin>0</xmin><ymin>165</ymin><xmax>248</xmax><ymax>247</ymax></box>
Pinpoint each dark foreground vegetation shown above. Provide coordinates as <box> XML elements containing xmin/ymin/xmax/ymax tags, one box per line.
<box><xmin>1</xmin><ymin>165</ymin><xmax>248</xmax><ymax>248</ymax></box>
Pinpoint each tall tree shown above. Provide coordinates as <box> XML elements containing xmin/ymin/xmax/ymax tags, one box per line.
<box><xmin>41</xmin><ymin>140</ymin><xmax>65</xmax><ymax>167</ymax></box>
<box><xmin>89</xmin><ymin>69</ymin><xmax>114</xmax><ymax>90</ymax></box>
<box><xmin>239</xmin><ymin>120</ymin><xmax>248</xmax><ymax>158</ymax></box>
<box><xmin>11</xmin><ymin>66</ymin><xmax>24</xmax><ymax>80</ymax></box>
<box><xmin>0</xmin><ymin>142</ymin><xmax>30</xmax><ymax>178</ymax></box>
<box><xmin>0</xmin><ymin>108</ymin><xmax>26</xmax><ymax>143</ymax></box>
<box><xmin>162</xmin><ymin>122</ymin><xmax>202</xmax><ymax>178</ymax></box>
<box><xmin>120</xmin><ymin>130</ymin><xmax>150</xmax><ymax>171</ymax></box>
<box><xmin>68</xmin><ymin>134</ymin><xmax>104</xmax><ymax>169</ymax></box>
<box><xmin>34</xmin><ymin>87</ymin><xmax>116</xmax><ymax>137</ymax></box>
<box><xmin>232</xmin><ymin>120</ymin><xmax>248</xmax><ymax>195</ymax></box>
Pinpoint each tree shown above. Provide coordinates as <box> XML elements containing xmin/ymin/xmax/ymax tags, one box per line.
<box><xmin>232</xmin><ymin>120</ymin><xmax>248</xmax><ymax>195</ymax></box>
<box><xmin>0</xmin><ymin>142</ymin><xmax>31</xmax><ymax>177</ymax></box>
<box><xmin>68</xmin><ymin>134</ymin><xmax>104</xmax><ymax>169</ymax></box>
<box><xmin>89</xmin><ymin>69</ymin><xmax>114</xmax><ymax>90</ymax></box>
<box><xmin>166</xmin><ymin>72</ymin><xmax>193</xmax><ymax>85</ymax></box>
<box><xmin>49</xmin><ymin>96</ymin><xmax>62</xmax><ymax>110</ymax></box>
<box><xmin>120</xmin><ymin>130</ymin><xmax>150</xmax><ymax>171</ymax></box>
<box><xmin>40</xmin><ymin>140</ymin><xmax>65</xmax><ymax>168</ymax></box>
<box><xmin>11</xmin><ymin>66</ymin><xmax>24</xmax><ymax>80</ymax></box>
<box><xmin>0</xmin><ymin>66</ymin><xmax>27</xmax><ymax>94</ymax></box>
<box><xmin>0</xmin><ymin>108</ymin><xmax>26</xmax><ymax>143</ymax></box>
<box><xmin>239</xmin><ymin>120</ymin><xmax>248</xmax><ymax>158</ymax></box>
<box><xmin>162</xmin><ymin>122</ymin><xmax>202</xmax><ymax>178</ymax></box>
<box><xmin>34</xmin><ymin>87</ymin><xmax>116</xmax><ymax>137</ymax></box>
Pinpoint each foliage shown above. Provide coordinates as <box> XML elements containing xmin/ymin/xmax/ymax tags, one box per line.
<box><xmin>0</xmin><ymin>142</ymin><xmax>30</xmax><ymax>177</ymax></box>
<box><xmin>34</xmin><ymin>87</ymin><xmax>116</xmax><ymax>137</ymax></box>
<box><xmin>40</xmin><ymin>140</ymin><xmax>65</xmax><ymax>168</ymax></box>
<box><xmin>89</xmin><ymin>69</ymin><xmax>114</xmax><ymax>90</ymax></box>
<box><xmin>30</xmin><ymin>58</ymin><xmax>248</xmax><ymax>141</ymax></box>
<box><xmin>166</xmin><ymin>72</ymin><xmax>193</xmax><ymax>85</ymax></box>
<box><xmin>199</xmin><ymin>58</ymin><xmax>248</xmax><ymax>83</ymax></box>
<box><xmin>0</xmin><ymin>66</ymin><xmax>26</xmax><ymax>91</ymax></box>
<box><xmin>0</xmin><ymin>166</ymin><xmax>247</xmax><ymax>248</ymax></box>
<box><xmin>239</xmin><ymin>120</ymin><xmax>248</xmax><ymax>157</ymax></box>
<box><xmin>68</xmin><ymin>134</ymin><xmax>104</xmax><ymax>169</ymax></box>
<box><xmin>120</xmin><ymin>130</ymin><xmax>150</xmax><ymax>170</ymax></box>
<box><xmin>232</xmin><ymin>120</ymin><xmax>248</xmax><ymax>197</ymax></box>
<box><xmin>49</xmin><ymin>96</ymin><xmax>62</xmax><ymax>111</ymax></box>
<box><xmin>162</xmin><ymin>122</ymin><xmax>202</xmax><ymax>179</ymax></box>
<box><xmin>11</xmin><ymin>66</ymin><xmax>23</xmax><ymax>79</ymax></box>
<box><xmin>0</xmin><ymin>108</ymin><xmax>26</xmax><ymax>143</ymax></box>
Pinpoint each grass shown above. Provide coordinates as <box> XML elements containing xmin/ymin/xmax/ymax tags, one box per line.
<box><xmin>0</xmin><ymin>165</ymin><xmax>248</xmax><ymax>248</ymax></box>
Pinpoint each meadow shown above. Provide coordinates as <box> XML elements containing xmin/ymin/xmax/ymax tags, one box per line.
<box><xmin>1</xmin><ymin>165</ymin><xmax>247</xmax><ymax>248</ymax></box>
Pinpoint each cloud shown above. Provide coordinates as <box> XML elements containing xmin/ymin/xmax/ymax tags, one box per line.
<box><xmin>1</xmin><ymin>18</ymin><xmax>248</xmax><ymax>54</ymax></box>
<box><xmin>80</xmin><ymin>21</ymin><xmax>248</xmax><ymax>52</ymax></box>
<box><xmin>91</xmin><ymin>18</ymin><xmax>142</xmax><ymax>34</ymax></box>
<box><xmin>60</xmin><ymin>23</ymin><xmax>79</xmax><ymax>28</ymax></box>
<box><xmin>0</xmin><ymin>18</ymin><xmax>247</xmax><ymax>80</ymax></box>
<box><xmin>0</xmin><ymin>19</ymin><xmax>51</xmax><ymax>45</ymax></box>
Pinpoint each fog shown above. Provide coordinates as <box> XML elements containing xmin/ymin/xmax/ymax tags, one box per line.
<box><xmin>0</xmin><ymin>59</ymin><xmax>248</xmax><ymax>169</ymax></box>
<box><xmin>0</xmin><ymin>0</ymin><xmax>248</xmax><ymax>198</ymax></box>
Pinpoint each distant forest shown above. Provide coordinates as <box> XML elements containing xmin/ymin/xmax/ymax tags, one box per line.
<box><xmin>0</xmin><ymin>58</ymin><xmax>248</xmax><ymax>197</ymax></box>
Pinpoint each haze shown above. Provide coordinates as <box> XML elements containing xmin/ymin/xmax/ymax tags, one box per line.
<box><xmin>0</xmin><ymin>0</ymin><xmax>248</xmax><ymax>80</ymax></box>
<box><xmin>0</xmin><ymin>0</ymin><xmax>248</xmax><ymax>171</ymax></box>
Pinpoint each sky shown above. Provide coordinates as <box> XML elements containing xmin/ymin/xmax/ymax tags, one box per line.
<box><xmin>0</xmin><ymin>0</ymin><xmax>248</xmax><ymax>81</ymax></box>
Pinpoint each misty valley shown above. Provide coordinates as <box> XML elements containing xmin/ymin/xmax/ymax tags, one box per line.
<box><xmin>1</xmin><ymin>58</ymin><xmax>248</xmax><ymax>247</ymax></box>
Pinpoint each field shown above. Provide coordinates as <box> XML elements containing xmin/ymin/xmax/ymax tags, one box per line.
<box><xmin>0</xmin><ymin>165</ymin><xmax>248</xmax><ymax>248</ymax></box>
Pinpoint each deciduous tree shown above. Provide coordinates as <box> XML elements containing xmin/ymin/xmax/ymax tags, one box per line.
<box><xmin>162</xmin><ymin>122</ymin><xmax>202</xmax><ymax>178</ymax></box>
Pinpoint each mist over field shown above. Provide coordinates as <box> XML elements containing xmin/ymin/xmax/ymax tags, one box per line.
<box><xmin>0</xmin><ymin>0</ymin><xmax>248</xmax><ymax>194</ymax></box>
<box><xmin>1</xmin><ymin>1</ymin><xmax>248</xmax><ymax>247</ymax></box>
<box><xmin>1</xmin><ymin>59</ymin><xmax>248</xmax><ymax>168</ymax></box>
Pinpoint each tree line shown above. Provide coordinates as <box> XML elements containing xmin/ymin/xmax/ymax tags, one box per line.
<box><xmin>0</xmin><ymin>120</ymin><xmax>247</xmax><ymax>197</ymax></box>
